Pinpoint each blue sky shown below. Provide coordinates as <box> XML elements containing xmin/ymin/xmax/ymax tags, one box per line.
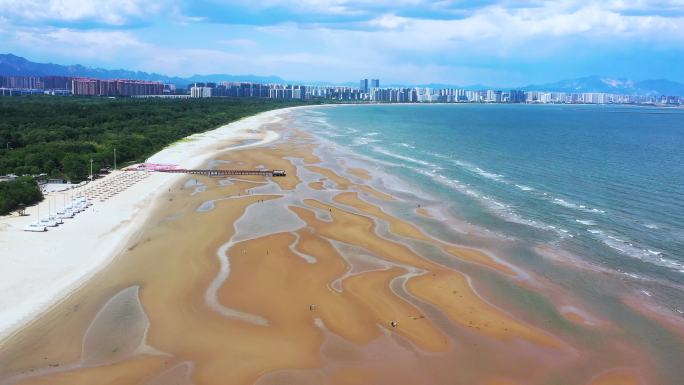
<box><xmin>0</xmin><ymin>0</ymin><xmax>683</xmax><ymax>86</ymax></box>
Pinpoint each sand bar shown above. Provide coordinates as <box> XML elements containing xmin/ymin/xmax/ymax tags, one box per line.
<box><xmin>0</xmin><ymin>107</ymin><xmax>301</xmax><ymax>342</ymax></box>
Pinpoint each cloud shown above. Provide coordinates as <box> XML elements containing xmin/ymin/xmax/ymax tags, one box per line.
<box><xmin>364</xmin><ymin>2</ymin><xmax>684</xmax><ymax>38</ymax></box>
<box><xmin>217</xmin><ymin>38</ymin><xmax>258</xmax><ymax>48</ymax></box>
<box><xmin>0</xmin><ymin>0</ymin><xmax>169</xmax><ymax>25</ymax></box>
<box><xmin>135</xmin><ymin>48</ymin><xmax>345</xmax><ymax>78</ymax></box>
<box><xmin>367</xmin><ymin>14</ymin><xmax>411</xmax><ymax>29</ymax></box>
<box><xmin>1</xmin><ymin>0</ymin><xmax>683</xmax><ymax>84</ymax></box>
<box><xmin>217</xmin><ymin>0</ymin><xmax>428</xmax><ymax>16</ymax></box>
<box><xmin>183</xmin><ymin>0</ymin><xmax>684</xmax><ymax>26</ymax></box>
<box><xmin>318</xmin><ymin>2</ymin><xmax>684</xmax><ymax>59</ymax></box>
<box><xmin>7</xmin><ymin>27</ymin><xmax>147</xmax><ymax>60</ymax></box>
<box><xmin>139</xmin><ymin>49</ymin><xmax>243</xmax><ymax>76</ymax></box>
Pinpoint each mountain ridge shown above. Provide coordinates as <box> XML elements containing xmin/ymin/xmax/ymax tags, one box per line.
<box><xmin>520</xmin><ymin>76</ymin><xmax>684</xmax><ymax>96</ymax></box>
<box><xmin>0</xmin><ymin>53</ymin><xmax>286</xmax><ymax>86</ymax></box>
<box><xmin>1</xmin><ymin>54</ymin><xmax>683</xmax><ymax>96</ymax></box>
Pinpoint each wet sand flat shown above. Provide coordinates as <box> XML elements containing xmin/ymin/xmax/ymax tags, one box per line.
<box><xmin>0</xmin><ymin>110</ymin><xmax>675</xmax><ymax>385</ymax></box>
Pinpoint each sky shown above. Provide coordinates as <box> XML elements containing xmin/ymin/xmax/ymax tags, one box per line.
<box><xmin>0</xmin><ymin>0</ymin><xmax>683</xmax><ymax>86</ymax></box>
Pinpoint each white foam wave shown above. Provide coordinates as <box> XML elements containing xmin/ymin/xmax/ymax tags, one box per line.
<box><xmin>372</xmin><ymin>146</ymin><xmax>441</xmax><ymax>169</ymax></box>
<box><xmin>476</xmin><ymin>168</ymin><xmax>504</xmax><ymax>181</ymax></box>
<box><xmin>558</xmin><ymin>228</ymin><xmax>574</xmax><ymax>237</ymax></box>
<box><xmin>552</xmin><ymin>197</ymin><xmax>606</xmax><ymax>215</ymax></box>
<box><xmin>413</xmin><ymin>167</ymin><xmax>564</xmax><ymax>236</ymax></box>
<box><xmin>553</xmin><ymin>198</ymin><xmax>579</xmax><ymax>209</ymax></box>
<box><xmin>352</xmin><ymin>137</ymin><xmax>380</xmax><ymax>146</ymax></box>
<box><xmin>622</xmin><ymin>272</ymin><xmax>642</xmax><ymax>279</ymax></box>
<box><xmin>515</xmin><ymin>184</ymin><xmax>534</xmax><ymax>191</ymax></box>
<box><xmin>451</xmin><ymin>159</ymin><xmax>506</xmax><ymax>182</ymax></box>
<box><xmin>439</xmin><ymin>158</ymin><xmax>613</xmax><ymax>222</ymax></box>
<box><xmin>591</xmin><ymin>232</ymin><xmax>684</xmax><ymax>273</ymax></box>
<box><xmin>300</xmin><ymin>109</ymin><xmax>683</xmax><ymax>275</ymax></box>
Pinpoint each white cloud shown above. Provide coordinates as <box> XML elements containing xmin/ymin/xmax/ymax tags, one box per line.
<box><xmin>345</xmin><ymin>2</ymin><xmax>684</xmax><ymax>58</ymax></box>
<box><xmin>8</xmin><ymin>27</ymin><xmax>147</xmax><ymax>60</ymax></box>
<box><xmin>217</xmin><ymin>38</ymin><xmax>258</xmax><ymax>48</ymax></box>
<box><xmin>220</xmin><ymin>0</ymin><xmax>428</xmax><ymax>16</ymax></box>
<box><xmin>0</xmin><ymin>0</ymin><xmax>169</xmax><ymax>25</ymax></box>
<box><xmin>214</xmin><ymin>1</ymin><xmax>684</xmax><ymax>83</ymax></box>
<box><xmin>371</xmin><ymin>3</ymin><xmax>683</xmax><ymax>37</ymax></box>
<box><xmin>367</xmin><ymin>14</ymin><xmax>411</xmax><ymax>29</ymax></box>
<box><xmin>1</xmin><ymin>0</ymin><xmax>682</xmax><ymax>84</ymax></box>
<box><xmin>137</xmin><ymin>49</ymin><xmax>344</xmax><ymax>78</ymax></box>
<box><xmin>194</xmin><ymin>0</ymin><xmax>684</xmax><ymax>21</ymax></box>
<box><xmin>0</xmin><ymin>16</ymin><xmax>8</xmax><ymax>33</ymax></box>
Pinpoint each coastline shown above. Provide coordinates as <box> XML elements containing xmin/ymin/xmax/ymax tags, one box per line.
<box><xmin>0</xmin><ymin>106</ymin><xmax>305</xmax><ymax>343</ymax></box>
<box><xmin>0</xmin><ymin>103</ymin><xmax>680</xmax><ymax>384</ymax></box>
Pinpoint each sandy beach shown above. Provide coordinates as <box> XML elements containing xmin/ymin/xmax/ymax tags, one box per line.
<box><xmin>0</xmin><ymin>107</ymin><xmax>294</xmax><ymax>342</ymax></box>
<box><xmin>0</xmin><ymin>105</ymin><xmax>680</xmax><ymax>385</ymax></box>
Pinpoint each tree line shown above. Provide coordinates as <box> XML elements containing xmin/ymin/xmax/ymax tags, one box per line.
<box><xmin>0</xmin><ymin>96</ymin><xmax>321</xmax><ymax>215</ymax></box>
<box><xmin>0</xmin><ymin>96</ymin><xmax>319</xmax><ymax>181</ymax></box>
<box><xmin>0</xmin><ymin>177</ymin><xmax>42</xmax><ymax>215</ymax></box>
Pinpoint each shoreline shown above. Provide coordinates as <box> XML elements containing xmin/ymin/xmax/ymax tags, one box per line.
<box><xmin>0</xmin><ymin>105</ymin><xmax>308</xmax><ymax>343</ymax></box>
<box><xmin>0</xmin><ymin>104</ymin><xmax>680</xmax><ymax>384</ymax></box>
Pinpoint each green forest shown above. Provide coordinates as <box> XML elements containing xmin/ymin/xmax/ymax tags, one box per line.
<box><xmin>0</xmin><ymin>96</ymin><xmax>319</xmax><ymax>181</ymax></box>
<box><xmin>0</xmin><ymin>177</ymin><xmax>42</xmax><ymax>215</ymax></box>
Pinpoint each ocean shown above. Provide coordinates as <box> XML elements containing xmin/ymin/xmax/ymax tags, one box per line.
<box><xmin>295</xmin><ymin>104</ymin><xmax>684</xmax><ymax>309</ymax></box>
<box><xmin>3</xmin><ymin>104</ymin><xmax>683</xmax><ymax>384</ymax></box>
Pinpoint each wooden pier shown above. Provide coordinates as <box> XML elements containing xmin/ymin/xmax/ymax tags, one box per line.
<box><xmin>155</xmin><ymin>169</ymin><xmax>286</xmax><ymax>177</ymax></box>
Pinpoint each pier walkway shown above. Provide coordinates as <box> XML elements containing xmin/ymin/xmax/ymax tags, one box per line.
<box><xmin>129</xmin><ymin>168</ymin><xmax>286</xmax><ymax>177</ymax></box>
<box><xmin>126</xmin><ymin>163</ymin><xmax>286</xmax><ymax>177</ymax></box>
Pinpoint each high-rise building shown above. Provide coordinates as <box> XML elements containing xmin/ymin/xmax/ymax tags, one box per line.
<box><xmin>70</xmin><ymin>78</ymin><xmax>163</xmax><ymax>96</ymax></box>
<box><xmin>370</xmin><ymin>79</ymin><xmax>380</xmax><ymax>88</ymax></box>
<box><xmin>359</xmin><ymin>79</ymin><xmax>369</xmax><ymax>93</ymax></box>
<box><xmin>190</xmin><ymin>86</ymin><xmax>213</xmax><ymax>98</ymax></box>
<box><xmin>72</xmin><ymin>78</ymin><xmax>97</xmax><ymax>96</ymax></box>
<box><xmin>509</xmin><ymin>90</ymin><xmax>525</xmax><ymax>103</ymax></box>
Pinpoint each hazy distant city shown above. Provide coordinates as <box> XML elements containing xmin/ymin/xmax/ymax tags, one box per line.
<box><xmin>2</xmin><ymin>74</ymin><xmax>682</xmax><ymax>106</ymax></box>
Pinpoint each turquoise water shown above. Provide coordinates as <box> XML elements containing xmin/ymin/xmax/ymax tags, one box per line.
<box><xmin>296</xmin><ymin>104</ymin><xmax>684</xmax><ymax>303</ymax></box>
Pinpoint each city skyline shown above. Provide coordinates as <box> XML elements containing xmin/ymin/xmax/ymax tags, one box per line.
<box><xmin>0</xmin><ymin>1</ymin><xmax>683</xmax><ymax>86</ymax></box>
<box><xmin>4</xmin><ymin>73</ymin><xmax>681</xmax><ymax>105</ymax></box>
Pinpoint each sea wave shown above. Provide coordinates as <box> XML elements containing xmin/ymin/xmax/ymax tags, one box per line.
<box><xmin>413</xmin><ymin>167</ymin><xmax>565</xmax><ymax>236</ymax></box>
<box><xmin>372</xmin><ymin>146</ymin><xmax>442</xmax><ymax>169</ymax></box>
<box><xmin>299</xmin><ymin>108</ymin><xmax>683</xmax><ymax>275</ymax></box>
<box><xmin>352</xmin><ymin>137</ymin><xmax>380</xmax><ymax>146</ymax></box>
<box><xmin>588</xmin><ymin>231</ymin><xmax>684</xmax><ymax>273</ymax></box>
<box><xmin>515</xmin><ymin>184</ymin><xmax>534</xmax><ymax>191</ymax></box>
<box><xmin>553</xmin><ymin>198</ymin><xmax>580</xmax><ymax>209</ymax></box>
<box><xmin>435</xmin><ymin>154</ymin><xmax>612</xmax><ymax>218</ymax></box>
<box><xmin>451</xmin><ymin>159</ymin><xmax>506</xmax><ymax>182</ymax></box>
<box><xmin>552</xmin><ymin>197</ymin><xmax>606</xmax><ymax>214</ymax></box>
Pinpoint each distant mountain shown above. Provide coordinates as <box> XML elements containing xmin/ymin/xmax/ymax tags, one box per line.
<box><xmin>521</xmin><ymin>76</ymin><xmax>684</xmax><ymax>96</ymax></box>
<box><xmin>2</xmin><ymin>54</ymin><xmax>684</xmax><ymax>95</ymax></box>
<box><xmin>0</xmin><ymin>53</ymin><xmax>286</xmax><ymax>86</ymax></box>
